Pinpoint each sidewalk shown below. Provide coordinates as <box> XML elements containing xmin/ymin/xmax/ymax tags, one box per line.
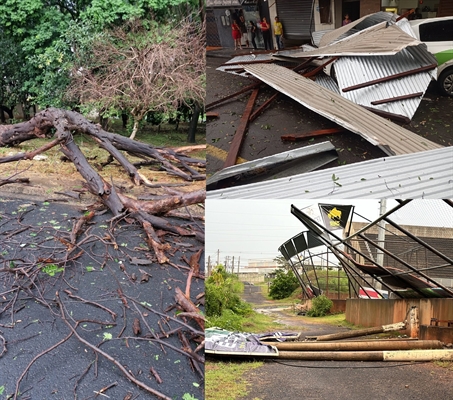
<box><xmin>206</xmin><ymin>46</ymin><xmax>275</xmax><ymax>59</ymax></box>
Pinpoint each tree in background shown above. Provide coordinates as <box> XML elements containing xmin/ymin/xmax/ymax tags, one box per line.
<box><xmin>68</xmin><ymin>17</ymin><xmax>205</xmax><ymax>139</ymax></box>
<box><xmin>0</xmin><ymin>0</ymin><xmax>203</xmax><ymax>128</ymax></box>
<box><xmin>273</xmin><ymin>255</ymin><xmax>292</xmax><ymax>270</ymax></box>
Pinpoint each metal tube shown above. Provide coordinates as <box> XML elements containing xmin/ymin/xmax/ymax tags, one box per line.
<box><xmin>275</xmin><ymin>349</ymin><xmax>453</xmax><ymax>362</ymax></box>
<box><xmin>314</xmin><ymin>322</ymin><xmax>406</xmax><ymax>341</ymax></box>
<box><xmin>265</xmin><ymin>340</ymin><xmax>442</xmax><ymax>352</ymax></box>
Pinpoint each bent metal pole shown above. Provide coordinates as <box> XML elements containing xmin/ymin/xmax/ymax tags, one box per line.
<box><xmin>265</xmin><ymin>340</ymin><xmax>442</xmax><ymax>352</ymax></box>
<box><xmin>275</xmin><ymin>349</ymin><xmax>453</xmax><ymax>362</ymax></box>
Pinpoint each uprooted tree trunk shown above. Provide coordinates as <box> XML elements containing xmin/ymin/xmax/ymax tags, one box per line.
<box><xmin>0</xmin><ymin>107</ymin><xmax>205</xmax><ymax>262</ymax></box>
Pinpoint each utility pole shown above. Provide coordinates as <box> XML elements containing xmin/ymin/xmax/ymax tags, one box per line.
<box><xmin>232</xmin><ymin>256</ymin><xmax>235</xmax><ymax>274</ymax></box>
<box><xmin>207</xmin><ymin>255</ymin><xmax>211</xmax><ymax>277</ymax></box>
<box><xmin>376</xmin><ymin>199</ymin><xmax>387</xmax><ymax>290</ymax></box>
<box><xmin>217</xmin><ymin>249</ymin><xmax>220</xmax><ymax>266</ymax></box>
<box><xmin>237</xmin><ymin>256</ymin><xmax>240</xmax><ymax>277</ymax></box>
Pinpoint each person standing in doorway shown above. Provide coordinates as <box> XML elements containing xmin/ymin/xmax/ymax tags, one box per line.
<box><xmin>342</xmin><ymin>14</ymin><xmax>351</xmax><ymax>26</ymax></box>
<box><xmin>260</xmin><ymin>17</ymin><xmax>272</xmax><ymax>50</ymax></box>
<box><xmin>249</xmin><ymin>21</ymin><xmax>258</xmax><ymax>50</ymax></box>
<box><xmin>239</xmin><ymin>14</ymin><xmax>250</xmax><ymax>48</ymax></box>
<box><xmin>273</xmin><ymin>16</ymin><xmax>284</xmax><ymax>50</ymax></box>
<box><xmin>232</xmin><ymin>20</ymin><xmax>242</xmax><ymax>50</ymax></box>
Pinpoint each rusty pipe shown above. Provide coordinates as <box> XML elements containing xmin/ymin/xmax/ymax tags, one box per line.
<box><xmin>313</xmin><ymin>322</ymin><xmax>405</xmax><ymax>341</ymax></box>
<box><xmin>264</xmin><ymin>340</ymin><xmax>442</xmax><ymax>352</ymax></box>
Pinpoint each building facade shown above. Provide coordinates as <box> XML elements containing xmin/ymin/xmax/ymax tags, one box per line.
<box><xmin>207</xmin><ymin>0</ymin><xmax>452</xmax><ymax>49</ymax></box>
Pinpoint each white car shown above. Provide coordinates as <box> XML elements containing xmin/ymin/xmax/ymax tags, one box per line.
<box><xmin>409</xmin><ymin>16</ymin><xmax>453</xmax><ymax>96</ymax></box>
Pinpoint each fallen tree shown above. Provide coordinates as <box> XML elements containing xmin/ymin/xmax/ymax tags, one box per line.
<box><xmin>0</xmin><ymin>107</ymin><xmax>205</xmax><ymax>261</ymax></box>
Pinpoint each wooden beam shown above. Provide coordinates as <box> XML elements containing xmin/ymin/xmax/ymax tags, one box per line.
<box><xmin>205</xmin><ymin>82</ymin><xmax>261</xmax><ymax>111</ymax></box>
<box><xmin>206</xmin><ymin>111</ymin><xmax>219</xmax><ymax>119</ymax></box>
<box><xmin>343</xmin><ymin>64</ymin><xmax>437</xmax><ymax>93</ymax></box>
<box><xmin>223</xmin><ymin>88</ymin><xmax>260</xmax><ymax>168</ymax></box>
<box><xmin>281</xmin><ymin>127</ymin><xmax>345</xmax><ymax>141</ymax></box>
<box><xmin>371</xmin><ymin>92</ymin><xmax>423</xmax><ymax>105</ymax></box>
<box><xmin>249</xmin><ymin>92</ymin><xmax>279</xmax><ymax>122</ymax></box>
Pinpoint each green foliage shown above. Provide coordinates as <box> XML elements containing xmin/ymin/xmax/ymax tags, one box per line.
<box><xmin>206</xmin><ymin>266</ymin><xmax>252</xmax><ymax>330</ymax></box>
<box><xmin>307</xmin><ymin>295</ymin><xmax>333</xmax><ymax>317</ymax></box>
<box><xmin>273</xmin><ymin>255</ymin><xmax>291</xmax><ymax>270</ymax></box>
<box><xmin>0</xmin><ymin>0</ymin><xmax>202</xmax><ymax>111</ymax></box>
<box><xmin>206</xmin><ymin>266</ymin><xmax>251</xmax><ymax>318</ymax></box>
<box><xmin>206</xmin><ymin>309</ymin><xmax>244</xmax><ymax>331</ymax></box>
<box><xmin>41</xmin><ymin>264</ymin><xmax>64</xmax><ymax>277</ymax></box>
<box><xmin>269</xmin><ymin>269</ymin><xmax>299</xmax><ymax>300</ymax></box>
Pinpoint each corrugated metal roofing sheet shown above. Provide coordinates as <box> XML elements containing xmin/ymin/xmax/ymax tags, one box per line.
<box><xmin>314</xmin><ymin>75</ymin><xmax>340</xmax><ymax>93</ymax></box>
<box><xmin>288</xmin><ymin>23</ymin><xmax>422</xmax><ymax>57</ymax></box>
<box><xmin>241</xmin><ymin>63</ymin><xmax>441</xmax><ymax>155</ymax></box>
<box><xmin>206</xmin><ymin>147</ymin><xmax>453</xmax><ymax>199</ymax></box>
<box><xmin>333</xmin><ymin>48</ymin><xmax>437</xmax><ymax>118</ymax></box>
<box><xmin>207</xmin><ymin>141</ymin><xmax>337</xmax><ymax>189</ymax></box>
<box><xmin>319</xmin><ymin>11</ymin><xmax>396</xmax><ymax>47</ymax></box>
<box><xmin>277</xmin><ymin>21</ymin><xmax>437</xmax><ymax>121</ymax></box>
<box><xmin>216</xmin><ymin>54</ymin><xmax>274</xmax><ymax>77</ymax></box>
<box><xmin>216</xmin><ymin>53</ymin><xmax>299</xmax><ymax>77</ymax></box>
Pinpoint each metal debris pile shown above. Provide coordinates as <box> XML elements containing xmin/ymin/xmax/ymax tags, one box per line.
<box><xmin>207</xmin><ymin>11</ymin><xmax>449</xmax><ymax>197</ymax></box>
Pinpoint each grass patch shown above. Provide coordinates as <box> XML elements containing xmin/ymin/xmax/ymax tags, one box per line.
<box><xmin>434</xmin><ymin>361</ymin><xmax>453</xmax><ymax>371</ymax></box>
<box><xmin>0</xmin><ymin>125</ymin><xmax>205</xmax><ymax>186</ymax></box>
<box><xmin>240</xmin><ymin>310</ymin><xmax>286</xmax><ymax>333</ymax></box>
<box><xmin>206</xmin><ymin>360</ymin><xmax>263</xmax><ymax>400</ymax></box>
<box><xmin>206</xmin><ymin>309</ymin><xmax>286</xmax><ymax>333</ymax></box>
<box><xmin>306</xmin><ymin>313</ymin><xmax>357</xmax><ymax>328</ymax></box>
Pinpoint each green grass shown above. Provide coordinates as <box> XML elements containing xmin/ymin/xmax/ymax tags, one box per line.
<box><xmin>205</xmin><ymin>360</ymin><xmax>263</xmax><ymax>400</ymax></box>
<box><xmin>240</xmin><ymin>310</ymin><xmax>286</xmax><ymax>333</ymax></box>
<box><xmin>0</xmin><ymin>125</ymin><xmax>205</xmax><ymax>181</ymax></box>
<box><xmin>304</xmin><ymin>313</ymin><xmax>357</xmax><ymax>328</ymax></box>
<box><xmin>434</xmin><ymin>361</ymin><xmax>453</xmax><ymax>371</ymax></box>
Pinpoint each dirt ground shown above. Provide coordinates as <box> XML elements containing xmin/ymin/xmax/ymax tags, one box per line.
<box><xmin>232</xmin><ymin>285</ymin><xmax>453</xmax><ymax>400</ymax></box>
<box><xmin>206</xmin><ymin>53</ymin><xmax>453</xmax><ymax>178</ymax></box>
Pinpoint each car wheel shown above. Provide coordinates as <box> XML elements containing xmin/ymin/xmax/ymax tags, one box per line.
<box><xmin>438</xmin><ymin>68</ymin><xmax>453</xmax><ymax>97</ymax></box>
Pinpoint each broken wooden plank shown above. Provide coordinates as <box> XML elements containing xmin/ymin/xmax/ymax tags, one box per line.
<box><xmin>206</xmin><ymin>112</ymin><xmax>219</xmax><ymax>119</ymax></box>
<box><xmin>371</xmin><ymin>92</ymin><xmax>424</xmax><ymax>105</ymax></box>
<box><xmin>281</xmin><ymin>128</ymin><xmax>345</xmax><ymax>141</ymax></box>
<box><xmin>206</xmin><ymin>82</ymin><xmax>261</xmax><ymax>111</ymax></box>
<box><xmin>223</xmin><ymin>88</ymin><xmax>260</xmax><ymax>168</ymax></box>
<box><xmin>342</xmin><ymin>64</ymin><xmax>437</xmax><ymax>93</ymax></box>
<box><xmin>249</xmin><ymin>92</ymin><xmax>279</xmax><ymax>122</ymax></box>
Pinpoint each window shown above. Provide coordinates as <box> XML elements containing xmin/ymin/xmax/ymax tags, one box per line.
<box><xmin>419</xmin><ymin>20</ymin><xmax>453</xmax><ymax>42</ymax></box>
<box><xmin>319</xmin><ymin>0</ymin><xmax>331</xmax><ymax>24</ymax></box>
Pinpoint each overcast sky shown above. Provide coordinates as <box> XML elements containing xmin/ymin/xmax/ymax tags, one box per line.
<box><xmin>205</xmin><ymin>199</ymin><xmax>452</xmax><ymax>266</ymax></box>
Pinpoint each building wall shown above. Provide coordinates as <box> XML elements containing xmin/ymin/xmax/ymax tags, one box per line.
<box><xmin>359</xmin><ymin>0</ymin><xmax>381</xmax><ymax>16</ymax></box>
<box><xmin>346</xmin><ymin>298</ymin><xmax>453</xmax><ymax>336</ymax></box>
<box><xmin>238</xmin><ymin>273</ymin><xmax>266</xmax><ymax>283</ymax></box>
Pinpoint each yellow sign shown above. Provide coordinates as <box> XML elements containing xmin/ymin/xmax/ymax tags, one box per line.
<box><xmin>327</xmin><ymin>207</ymin><xmax>342</xmax><ymax>227</ymax></box>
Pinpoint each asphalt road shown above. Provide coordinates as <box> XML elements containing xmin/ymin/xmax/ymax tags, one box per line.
<box><xmin>235</xmin><ymin>284</ymin><xmax>453</xmax><ymax>400</ymax></box>
<box><xmin>0</xmin><ymin>194</ymin><xmax>204</xmax><ymax>400</ymax></box>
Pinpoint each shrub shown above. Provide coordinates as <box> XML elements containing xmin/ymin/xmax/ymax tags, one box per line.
<box><xmin>307</xmin><ymin>295</ymin><xmax>333</xmax><ymax>317</ymax></box>
<box><xmin>206</xmin><ymin>309</ymin><xmax>243</xmax><ymax>331</ymax></box>
<box><xmin>269</xmin><ymin>269</ymin><xmax>299</xmax><ymax>300</ymax></box>
<box><xmin>206</xmin><ymin>265</ymin><xmax>251</xmax><ymax>317</ymax></box>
